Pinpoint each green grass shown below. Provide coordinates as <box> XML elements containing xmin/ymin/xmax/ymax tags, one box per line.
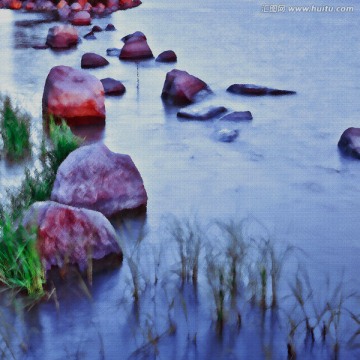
<box><xmin>0</xmin><ymin>96</ymin><xmax>31</xmax><ymax>160</ymax></box>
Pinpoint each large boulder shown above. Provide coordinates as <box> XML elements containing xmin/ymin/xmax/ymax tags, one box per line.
<box><xmin>71</xmin><ymin>10</ymin><xmax>91</xmax><ymax>26</ymax></box>
<box><xmin>338</xmin><ymin>128</ymin><xmax>360</xmax><ymax>159</ymax></box>
<box><xmin>42</xmin><ymin>65</ymin><xmax>106</xmax><ymax>125</ymax></box>
<box><xmin>227</xmin><ymin>84</ymin><xmax>296</xmax><ymax>96</ymax></box>
<box><xmin>51</xmin><ymin>143</ymin><xmax>148</xmax><ymax>217</ymax></box>
<box><xmin>161</xmin><ymin>69</ymin><xmax>210</xmax><ymax>105</ymax></box>
<box><xmin>81</xmin><ymin>53</ymin><xmax>109</xmax><ymax>68</ymax></box>
<box><xmin>101</xmin><ymin>78</ymin><xmax>126</xmax><ymax>96</ymax></box>
<box><xmin>46</xmin><ymin>25</ymin><xmax>79</xmax><ymax>49</ymax></box>
<box><xmin>23</xmin><ymin>201</ymin><xmax>122</xmax><ymax>272</ymax></box>
<box><xmin>119</xmin><ymin>32</ymin><xmax>153</xmax><ymax>60</ymax></box>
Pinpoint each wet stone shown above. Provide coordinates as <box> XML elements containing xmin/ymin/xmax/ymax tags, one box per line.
<box><xmin>219</xmin><ymin>111</ymin><xmax>253</xmax><ymax>122</ymax></box>
<box><xmin>227</xmin><ymin>83</ymin><xmax>296</xmax><ymax>96</ymax></box>
<box><xmin>216</xmin><ymin>128</ymin><xmax>239</xmax><ymax>143</ymax></box>
<box><xmin>177</xmin><ymin>106</ymin><xmax>227</xmax><ymax>121</ymax></box>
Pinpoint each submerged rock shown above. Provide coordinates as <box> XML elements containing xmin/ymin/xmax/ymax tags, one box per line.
<box><xmin>42</xmin><ymin>65</ymin><xmax>106</xmax><ymax>125</ymax></box>
<box><xmin>106</xmin><ymin>48</ymin><xmax>121</xmax><ymax>57</ymax></box>
<box><xmin>156</xmin><ymin>50</ymin><xmax>177</xmax><ymax>63</ymax></box>
<box><xmin>101</xmin><ymin>78</ymin><xmax>126</xmax><ymax>95</ymax></box>
<box><xmin>119</xmin><ymin>32</ymin><xmax>153</xmax><ymax>60</ymax></box>
<box><xmin>51</xmin><ymin>143</ymin><xmax>148</xmax><ymax>217</ymax></box>
<box><xmin>161</xmin><ymin>69</ymin><xmax>210</xmax><ymax>105</ymax></box>
<box><xmin>177</xmin><ymin>106</ymin><xmax>227</xmax><ymax>120</ymax></box>
<box><xmin>338</xmin><ymin>128</ymin><xmax>360</xmax><ymax>159</ymax></box>
<box><xmin>227</xmin><ymin>84</ymin><xmax>296</xmax><ymax>96</ymax></box>
<box><xmin>219</xmin><ymin>111</ymin><xmax>253</xmax><ymax>122</ymax></box>
<box><xmin>46</xmin><ymin>25</ymin><xmax>79</xmax><ymax>49</ymax></box>
<box><xmin>81</xmin><ymin>53</ymin><xmax>109</xmax><ymax>68</ymax></box>
<box><xmin>216</xmin><ymin>128</ymin><xmax>239</xmax><ymax>143</ymax></box>
<box><xmin>23</xmin><ymin>201</ymin><xmax>122</xmax><ymax>272</ymax></box>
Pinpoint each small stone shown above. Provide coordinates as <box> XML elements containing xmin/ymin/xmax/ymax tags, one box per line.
<box><xmin>84</xmin><ymin>31</ymin><xmax>96</xmax><ymax>40</ymax></box>
<box><xmin>92</xmin><ymin>25</ymin><xmax>103</xmax><ymax>32</ymax></box>
<box><xmin>216</xmin><ymin>129</ymin><xmax>239</xmax><ymax>143</ymax></box>
<box><xmin>177</xmin><ymin>106</ymin><xmax>227</xmax><ymax>121</ymax></box>
<box><xmin>219</xmin><ymin>111</ymin><xmax>253</xmax><ymax>122</ymax></box>
<box><xmin>156</xmin><ymin>50</ymin><xmax>177</xmax><ymax>63</ymax></box>
<box><xmin>105</xmin><ymin>23</ymin><xmax>116</xmax><ymax>31</ymax></box>
<box><xmin>101</xmin><ymin>78</ymin><xmax>126</xmax><ymax>96</ymax></box>
<box><xmin>106</xmin><ymin>48</ymin><xmax>121</xmax><ymax>57</ymax></box>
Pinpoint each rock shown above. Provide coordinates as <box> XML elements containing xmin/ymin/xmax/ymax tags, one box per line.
<box><xmin>92</xmin><ymin>25</ymin><xmax>102</xmax><ymax>32</ymax></box>
<box><xmin>57</xmin><ymin>0</ymin><xmax>67</xmax><ymax>9</ymax></box>
<box><xmin>46</xmin><ymin>25</ymin><xmax>79</xmax><ymax>49</ymax></box>
<box><xmin>70</xmin><ymin>2</ymin><xmax>82</xmax><ymax>11</ymax></box>
<box><xmin>156</xmin><ymin>50</ymin><xmax>177</xmax><ymax>63</ymax></box>
<box><xmin>227</xmin><ymin>84</ymin><xmax>296</xmax><ymax>96</ymax></box>
<box><xmin>338</xmin><ymin>128</ymin><xmax>360</xmax><ymax>159</ymax></box>
<box><xmin>177</xmin><ymin>106</ymin><xmax>227</xmax><ymax>121</ymax></box>
<box><xmin>71</xmin><ymin>10</ymin><xmax>91</xmax><ymax>26</ymax></box>
<box><xmin>92</xmin><ymin>3</ymin><xmax>105</xmax><ymax>14</ymax></box>
<box><xmin>9</xmin><ymin>0</ymin><xmax>22</xmax><ymax>9</ymax></box>
<box><xmin>22</xmin><ymin>201</ymin><xmax>122</xmax><ymax>272</ymax></box>
<box><xmin>219</xmin><ymin>111</ymin><xmax>253</xmax><ymax>122</ymax></box>
<box><xmin>42</xmin><ymin>65</ymin><xmax>106</xmax><ymax>125</ymax></box>
<box><xmin>81</xmin><ymin>53</ymin><xmax>109</xmax><ymax>68</ymax></box>
<box><xmin>121</xmin><ymin>31</ymin><xmax>146</xmax><ymax>43</ymax></box>
<box><xmin>83</xmin><ymin>2</ymin><xmax>91</xmax><ymax>11</ymax></box>
<box><xmin>33</xmin><ymin>44</ymin><xmax>49</xmax><ymax>50</ymax></box>
<box><xmin>119</xmin><ymin>33</ymin><xmax>153</xmax><ymax>60</ymax></box>
<box><xmin>105</xmin><ymin>23</ymin><xmax>116</xmax><ymax>31</ymax></box>
<box><xmin>51</xmin><ymin>143</ymin><xmax>148</xmax><ymax>217</ymax></box>
<box><xmin>119</xmin><ymin>0</ymin><xmax>141</xmax><ymax>9</ymax></box>
<box><xmin>161</xmin><ymin>69</ymin><xmax>210</xmax><ymax>105</ymax></box>
<box><xmin>106</xmin><ymin>48</ymin><xmax>121</xmax><ymax>57</ymax></box>
<box><xmin>36</xmin><ymin>0</ymin><xmax>56</xmax><ymax>10</ymax></box>
<box><xmin>107</xmin><ymin>0</ymin><xmax>118</xmax><ymax>10</ymax></box>
<box><xmin>25</xmin><ymin>2</ymin><xmax>35</xmax><ymax>10</ymax></box>
<box><xmin>216</xmin><ymin>129</ymin><xmax>239</xmax><ymax>143</ymax></box>
<box><xmin>100</xmin><ymin>78</ymin><xmax>126</xmax><ymax>96</ymax></box>
<box><xmin>84</xmin><ymin>31</ymin><xmax>96</xmax><ymax>40</ymax></box>
<box><xmin>57</xmin><ymin>6</ymin><xmax>71</xmax><ymax>21</ymax></box>
<box><xmin>77</xmin><ymin>0</ymin><xmax>87</xmax><ymax>7</ymax></box>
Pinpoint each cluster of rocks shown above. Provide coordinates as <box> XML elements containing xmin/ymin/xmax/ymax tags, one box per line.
<box><xmin>0</xmin><ymin>0</ymin><xmax>141</xmax><ymax>19</ymax></box>
<box><xmin>23</xmin><ymin>143</ymin><xmax>148</xmax><ymax>274</ymax></box>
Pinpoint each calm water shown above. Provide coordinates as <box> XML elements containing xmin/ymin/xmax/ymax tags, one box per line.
<box><xmin>0</xmin><ymin>0</ymin><xmax>359</xmax><ymax>358</ymax></box>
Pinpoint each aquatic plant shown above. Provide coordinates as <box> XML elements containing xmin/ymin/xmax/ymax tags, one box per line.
<box><xmin>0</xmin><ymin>96</ymin><xmax>31</xmax><ymax>160</ymax></box>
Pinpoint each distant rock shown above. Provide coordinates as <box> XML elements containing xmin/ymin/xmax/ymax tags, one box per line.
<box><xmin>101</xmin><ymin>78</ymin><xmax>126</xmax><ymax>96</ymax></box>
<box><xmin>216</xmin><ymin>129</ymin><xmax>239</xmax><ymax>143</ymax></box>
<box><xmin>9</xmin><ymin>0</ymin><xmax>21</xmax><ymax>10</ymax></box>
<box><xmin>71</xmin><ymin>10</ymin><xmax>91</xmax><ymax>26</ymax></box>
<box><xmin>177</xmin><ymin>106</ymin><xmax>227</xmax><ymax>120</ymax></box>
<box><xmin>84</xmin><ymin>31</ymin><xmax>96</xmax><ymax>40</ymax></box>
<box><xmin>46</xmin><ymin>25</ymin><xmax>79</xmax><ymax>49</ymax></box>
<box><xmin>219</xmin><ymin>111</ymin><xmax>253</xmax><ymax>121</ymax></box>
<box><xmin>119</xmin><ymin>0</ymin><xmax>142</xmax><ymax>9</ymax></box>
<box><xmin>156</xmin><ymin>50</ymin><xmax>177</xmax><ymax>63</ymax></box>
<box><xmin>92</xmin><ymin>25</ymin><xmax>103</xmax><ymax>32</ymax></box>
<box><xmin>161</xmin><ymin>69</ymin><xmax>210</xmax><ymax>105</ymax></box>
<box><xmin>227</xmin><ymin>84</ymin><xmax>296</xmax><ymax>96</ymax></box>
<box><xmin>70</xmin><ymin>2</ymin><xmax>82</xmax><ymax>11</ymax></box>
<box><xmin>106</xmin><ymin>48</ymin><xmax>121</xmax><ymax>57</ymax></box>
<box><xmin>119</xmin><ymin>32</ymin><xmax>153</xmax><ymax>60</ymax></box>
<box><xmin>51</xmin><ymin>143</ymin><xmax>148</xmax><ymax>217</ymax></box>
<box><xmin>22</xmin><ymin>201</ymin><xmax>122</xmax><ymax>272</ymax></box>
<box><xmin>105</xmin><ymin>23</ymin><xmax>116</xmax><ymax>31</ymax></box>
<box><xmin>81</xmin><ymin>53</ymin><xmax>109</xmax><ymax>68</ymax></box>
<box><xmin>338</xmin><ymin>128</ymin><xmax>360</xmax><ymax>159</ymax></box>
<box><xmin>33</xmin><ymin>44</ymin><xmax>49</xmax><ymax>50</ymax></box>
<box><xmin>42</xmin><ymin>65</ymin><xmax>106</xmax><ymax>125</ymax></box>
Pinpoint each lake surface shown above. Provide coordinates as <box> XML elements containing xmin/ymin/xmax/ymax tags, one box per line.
<box><xmin>0</xmin><ymin>0</ymin><xmax>359</xmax><ymax>358</ymax></box>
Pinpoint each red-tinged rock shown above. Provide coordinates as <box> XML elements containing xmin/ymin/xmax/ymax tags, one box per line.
<box><xmin>81</xmin><ymin>53</ymin><xmax>109</xmax><ymax>68</ymax></box>
<box><xmin>9</xmin><ymin>0</ymin><xmax>21</xmax><ymax>9</ymax></box>
<box><xmin>83</xmin><ymin>2</ymin><xmax>91</xmax><ymax>11</ymax></box>
<box><xmin>161</xmin><ymin>69</ymin><xmax>210</xmax><ymax>105</ymax></box>
<box><xmin>119</xmin><ymin>0</ymin><xmax>141</xmax><ymax>10</ymax></box>
<box><xmin>156</xmin><ymin>50</ymin><xmax>177</xmax><ymax>63</ymax></box>
<box><xmin>42</xmin><ymin>65</ymin><xmax>106</xmax><ymax>125</ymax></box>
<box><xmin>78</xmin><ymin>0</ymin><xmax>87</xmax><ymax>7</ymax></box>
<box><xmin>338</xmin><ymin>128</ymin><xmax>360</xmax><ymax>159</ymax></box>
<box><xmin>57</xmin><ymin>0</ymin><xmax>67</xmax><ymax>9</ymax></box>
<box><xmin>71</xmin><ymin>10</ymin><xmax>91</xmax><ymax>26</ymax></box>
<box><xmin>100</xmin><ymin>78</ymin><xmax>126</xmax><ymax>96</ymax></box>
<box><xmin>25</xmin><ymin>1</ymin><xmax>35</xmax><ymax>10</ymax></box>
<box><xmin>51</xmin><ymin>143</ymin><xmax>148</xmax><ymax>217</ymax></box>
<box><xmin>107</xmin><ymin>0</ymin><xmax>118</xmax><ymax>9</ymax></box>
<box><xmin>22</xmin><ymin>201</ymin><xmax>122</xmax><ymax>272</ymax></box>
<box><xmin>92</xmin><ymin>2</ymin><xmax>105</xmax><ymax>14</ymax></box>
<box><xmin>119</xmin><ymin>34</ymin><xmax>153</xmax><ymax>60</ymax></box>
<box><xmin>46</xmin><ymin>25</ymin><xmax>79</xmax><ymax>49</ymax></box>
<box><xmin>70</xmin><ymin>2</ymin><xmax>82</xmax><ymax>11</ymax></box>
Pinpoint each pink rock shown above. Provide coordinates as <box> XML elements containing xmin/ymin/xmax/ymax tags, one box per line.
<box><xmin>81</xmin><ymin>53</ymin><xmax>109</xmax><ymax>68</ymax></box>
<box><xmin>51</xmin><ymin>143</ymin><xmax>148</xmax><ymax>217</ymax></box>
<box><xmin>71</xmin><ymin>10</ymin><xmax>91</xmax><ymax>26</ymax></box>
<box><xmin>156</xmin><ymin>50</ymin><xmax>177</xmax><ymax>63</ymax></box>
<box><xmin>92</xmin><ymin>2</ymin><xmax>105</xmax><ymax>14</ymax></box>
<box><xmin>83</xmin><ymin>2</ymin><xmax>91</xmax><ymax>11</ymax></box>
<box><xmin>119</xmin><ymin>33</ymin><xmax>153</xmax><ymax>60</ymax></box>
<box><xmin>42</xmin><ymin>65</ymin><xmax>106</xmax><ymax>126</ymax></box>
<box><xmin>119</xmin><ymin>0</ymin><xmax>141</xmax><ymax>10</ymax></box>
<box><xmin>23</xmin><ymin>201</ymin><xmax>122</xmax><ymax>272</ymax></box>
<box><xmin>46</xmin><ymin>25</ymin><xmax>79</xmax><ymax>49</ymax></box>
<box><xmin>161</xmin><ymin>69</ymin><xmax>210</xmax><ymax>105</ymax></box>
<box><xmin>70</xmin><ymin>2</ymin><xmax>82</xmax><ymax>11</ymax></box>
<box><xmin>78</xmin><ymin>0</ymin><xmax>87</xmax><ymax>7</ymax></box>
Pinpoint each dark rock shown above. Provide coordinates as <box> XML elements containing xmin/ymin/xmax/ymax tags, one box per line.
<box><xmin>121</xmin><ymin>31</ymin><xmax>146</xmax><ymax>43</ymax></box>
<box><xmin>338</xmin><ymin>128</ymin><xmax>360</xmax><ymax>159</ymax></box>
<box><xmin>84</xmin><ymin>31</ymin><xmax>96</xmax><ymax>40</ymax></box>
<box><xmin>227</xmin><ymin>84</ymin><xmax>296</xmax><ymax>96</ymax></box>
<box><xmin>105</xmin><ymin>23</ymin><xmax>116</xmax><ymax>31</ymax></box>
<box><xmin>119</xmin><ymin>33</ymin><xmax>153</xmax><ymax>60</ymax></box>
<box><xmin>219</xmin><ymin>111</ymin><xmax>253</xmax><ymax>121</ymax></box>
<box><xmin>101</xmin><ymin>78</ymin><xmax>126</xmax><ymax>96</ymax></box>
<box><xmin>177</xmin><ymin>106</ymin><xmax>227</xmax><ymax>121</ymax></box>
<box><xmin>42</xmin><ymin>65</ymin><xmax>106</xmax><ymax>126</ymax></box>
<box><xmin>216</xmin><ymin>129</ymin><xmax>239</xmax><ymax>143</ymax></box>
<box><xmin>161</xmin><ymin>69</ymin><xmax>210</xmax><ymax>105</ymax></box>
<box><xmin>22</xmin><ymin>201</ymin><xmax>122</xmax><ymax>272</ymax></box>
<box><xmin>106</xmin><ymin>48</ymin><xmax>121</xmax><ymax>57</ymax></box>
<box><xmin>46</xmin><ymin>25</ymin><xmax>79</xmax><ymax>49</ymax></box>
<box><xmin>51</xmin><ymin>143</ymin><xmax>148</xmax><ymax>217</ymax></box>
<box><xmin>81</xmin><ymin>53</ymin><xmax>109</xmax><ymax>68</ymax></box>
<box><xmin>156</xmin><ymin>50</ymin><xmax>177</xmax><ymax>63</ymax></box>
<box><xmin>92</xmin><ymin>25</ymin><xmax>103</xmax><ymax>32</ymax></box>
<box><xmin>33</xmin><ymin>44</ymin><xmax>49</xmax><ymax>50</ymax></box>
